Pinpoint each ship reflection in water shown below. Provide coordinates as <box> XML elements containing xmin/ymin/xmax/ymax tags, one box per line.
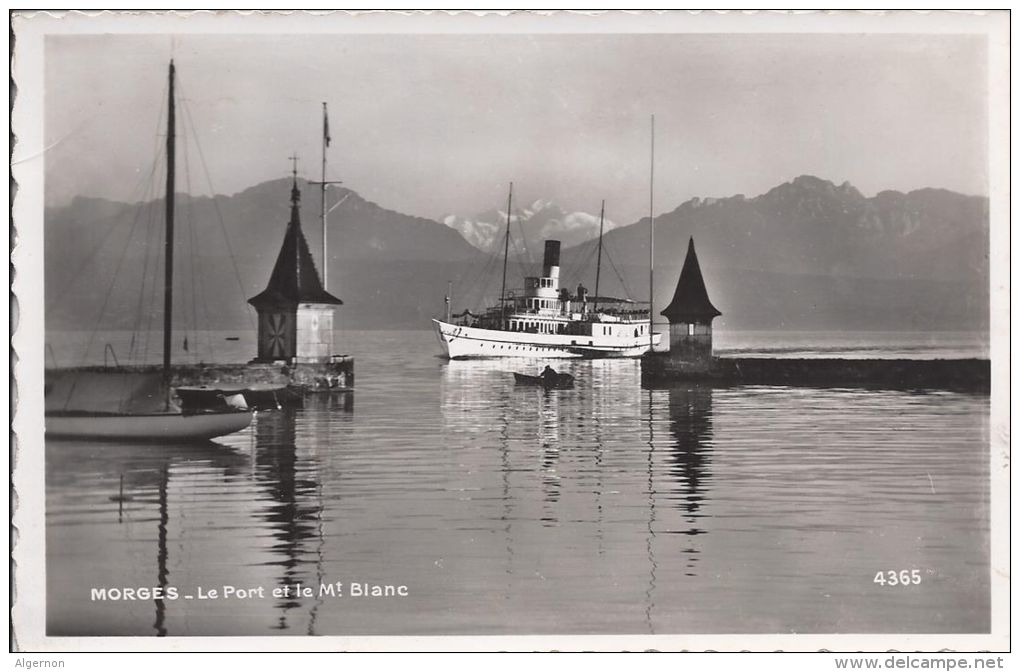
<box><xmin>46</xmin><ymin>331</ymin><xmax>990</xmax><ymax>636</ymax></box>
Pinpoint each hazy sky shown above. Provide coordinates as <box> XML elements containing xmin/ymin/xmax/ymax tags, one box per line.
<box><xmin>44</xmin><ymin>31</ymin><xmax>988</xmax><ymax>224</ymax></box>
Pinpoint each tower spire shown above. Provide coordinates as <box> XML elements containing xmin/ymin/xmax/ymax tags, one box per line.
<box><xmin>288</xmin><ymin>153</ymin><xmax>301</xmax><ymax>217</ymax></box>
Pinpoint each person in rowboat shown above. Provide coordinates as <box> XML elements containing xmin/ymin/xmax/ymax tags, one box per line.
<box><xmin>540</xmin><ymin>365</ymin><xmax>558</xmax><ymax>382</ymax></box>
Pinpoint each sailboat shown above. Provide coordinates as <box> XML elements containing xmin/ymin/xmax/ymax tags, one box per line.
<box><xmin>45</xmin><ymin>61</ymin><xmax>254</xmax><ymax>442</ymax></box>
<box><xmin>432</xmin><ymin>181</ymin><xmax>662</xmax><ymax>359</ymax></box>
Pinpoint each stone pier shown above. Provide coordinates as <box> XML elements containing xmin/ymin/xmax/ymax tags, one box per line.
<box><xmin>641</xmin><ymin>354</ymin><xmax>989</xmax><ymax>393</ymax></box>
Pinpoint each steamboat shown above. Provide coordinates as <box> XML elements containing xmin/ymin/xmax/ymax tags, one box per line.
<box><xmin>433</xmin><ymin>186</ymin><xmax>661</xmax><ymax>359</ymax></box>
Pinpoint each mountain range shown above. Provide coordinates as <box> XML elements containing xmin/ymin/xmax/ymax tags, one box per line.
<box><xmin>442</xmin><ymin>198</ymin><xmax>620</xmax><ymax>257</ymax></box>
<box><xmin>558</xmin><ymin>175</ymin><xmax>989</xmax><ymax>331</ymax></box>
<box><xmin>43</xmin><ymin>175</ymin><xmax>988</xmax><ymax>337</ymax></box>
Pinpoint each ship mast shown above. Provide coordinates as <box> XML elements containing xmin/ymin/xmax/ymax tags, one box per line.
<box><xmin>648</xmin><ymin>114</ymin><xmax>655</xmax><ymax>353</ymax></box>
<box><xmin>311</xmin><ymin>102</ymin><xmax>342</xmax><ymax>292</ymax></box>
<box><xmin>593</xmin><ymin>199</ymin><xmax>605</xmax><ymax>314</ymax></box>
<box><xmin>499</xmin><ymin>182</ymin><xmax>513</xmax><ymax>329</ymax></box>
<box><xmin>162</xmin><ymin>60</ymin><xmax>176</xmax><ymax>402</ymax></box>
<box><xmin>445</xmin><ymin>280</ymin><xmax>453</xmax><ymax>323</ymax></box>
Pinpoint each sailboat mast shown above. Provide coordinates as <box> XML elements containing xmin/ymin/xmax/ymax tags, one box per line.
<box><xmin>593</xmin><ymin>199</ymin><xmax>605</xmax><ymax>314</ymax></box>
<box><xmin>162</xmin><ymin>60</ymin><xmax>176</xmax><ymax>392</ymax></box>
<box><xmin>648</xmin><ymin>114</ymin><xmax>655</xmax><ymax>352</ymax></box>
<box><xmin>320</xmin><ymin>102</ymin><xmax>328</xmax><ymax>291</ymax></box>
<box><xmin>499</xmin><ymin>182</ymin><xmax>513</xmax><ymax>329</ymax></box>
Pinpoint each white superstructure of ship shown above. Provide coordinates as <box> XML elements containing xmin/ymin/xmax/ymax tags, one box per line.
<box><xmin>433</xmin><ymin>186</ymin><xmax>661</xmax><ymax>359</ymax></box>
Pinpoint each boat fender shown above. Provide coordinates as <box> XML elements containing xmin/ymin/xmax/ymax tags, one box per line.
<box><xmin>223</xmin><ymin>393</ymin><xmax>249</xmax><ymax>411</ymax></box>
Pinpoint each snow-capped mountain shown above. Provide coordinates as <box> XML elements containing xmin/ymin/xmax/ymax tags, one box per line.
<box><xmin>442</xmin><ymin>199</ymin><xmax>618</xmax><ymax>255</ymax></box>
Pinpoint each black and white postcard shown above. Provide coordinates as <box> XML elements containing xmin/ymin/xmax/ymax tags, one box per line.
<box><xmin>10</xmin><ymin>9</ymin><xmax>1010</xmax><ymax>654</ymax></box>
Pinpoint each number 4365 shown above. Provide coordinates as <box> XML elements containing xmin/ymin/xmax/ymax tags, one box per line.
<box><xmin>874</xmin><ymin>570</ymin><xmax>922</xmax><ymax>586</ymax></box>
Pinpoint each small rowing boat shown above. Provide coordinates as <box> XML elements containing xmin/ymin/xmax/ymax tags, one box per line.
<box><xmin>513</xmin><ymin>371</ymin><xmax>575</xmax><ymax>389</ymax></box>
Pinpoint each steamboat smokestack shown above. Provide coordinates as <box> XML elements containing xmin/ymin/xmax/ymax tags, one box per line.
<box><xmin>542</xmin><ymin>240</ymin><xmax>561</xmax><ymax>280</ymax></box>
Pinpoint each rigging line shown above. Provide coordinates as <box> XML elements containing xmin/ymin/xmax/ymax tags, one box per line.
<box><xmin>456</xmin><ymin>252</ymin><xmax>489</xmax><ymax>311</ymax></box>
<box><xmin>127</xmin><ymin>175</ymin><xmax>152</xmax><ymax>358</ymax></box>
<box><xmin>80</xmin><ymin>179</ymin><xmax>152</xmax><ymax>367</ymax></box>
<box><xmin>582</xmin><ymin>238</ymin><xmax>601</xmax><ymax>283</ymax></box>
<box><xmin>476</xmin><ymin>263</ymin><xmax>502</xmax><ymax>311</ymax></box>
<box><xmin>476</xmin><ymin>245</ymin><xmax>501</xmax><ymax>286</ymax></box>
<box><xmin>142</xmin><ymin>218</ymin><xmax>164</xmax><ymax>365</ymax></box>
<box><xmin>463</xmin><ymin>245</ymin><xmax>502</xmax><ymax>311</ymax></box>
<box><xmin>193</xmin><ymin>209</ymin><xmax>216</xmax><ymax>359</ymax></box>
<box><xmin>128</xmin><ymin>98</ymin><xmax>171</xmax><ymax>359</ymax></box>
<box><xmin>180</xmin><ymin>113</ymin><xmax>201</xmax><ymax>363</ymax></box>
<box><xmin>181</xmin><ymin>109</ymin><xmax>215</xmax><ymax>360</ymax></box>
<box><xmin>513</xmin><ymin>205</ymin><xmax>532</xmax><ymax>263</ymax></box>
<box><xmin>184</xmin><ymin>108</ymin><xmax>214</xmax><ymax>361</ymax></box>
<box><xmin>44</xmin><ymin>145</ymin><xmax>167</xmax><ymax>318</ymax></box>
<box><xmin>512</xmin><ymin>206</ymin><xmax>537</xmax><ymax>289</ymax></box>
<box><xmin>564</xmin><ymin>239</ymin><xmax>597</xmax><ymax>290</ymax></box>
<box><xmin>129</xmin><ymin>165</ymin><xmax>163</xmax><ymax>362</ymax></box>
<box><xmin>602</xmin><ymin>245</ymin><xmax>634</xmax><ymax>301</ymax></box>
<box><xmin>142</xmin><ymin>152</ymin><xmax>167</xmax><ymax>365</ymax></box>
<box><xmin>142</xmin><ymin>249</ymin><xmax>163</xmax><ymax>364</ymax></box>
<box><xmin>177</xmin><ymin>85</ymin><xmax>256</xmax><ymax>331</ymax></box>
<box><xmin>475</xmin><ymin>254</ymin><xmax>500</xmax><ymax>308</ymax></box>
<box><xmin>560</xmin><ymin>238</ymin><xmax>594</xmax><ymax>294</ymax></box>
<box><xmin>116</xmin><ymin>76</ymin><xmax>169</xmax><ymax>207</ymax></box>
<box><xmin>51</xmin><ymin>72</ymin><xmax>168</xmax><ymax>321</ymax></box>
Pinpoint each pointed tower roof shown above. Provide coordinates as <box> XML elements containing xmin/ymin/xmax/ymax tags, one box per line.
<box><xmin>661</xmin><ymin>237</ymin><xmax>721</xmax><ymax>322</ymax></box>
<box><xmin>248</xmin><ymin>178</ymin><xmax>343</xmax><ymax>309</ymax></box>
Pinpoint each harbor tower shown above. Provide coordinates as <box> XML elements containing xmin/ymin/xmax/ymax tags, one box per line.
<box><xmin>249</xmin><ymin>175</ymin><xmax>343</xmax><ymax>363</ymax></box>
<box><xmin>661</xmin><ymin>237</ymin><xmax>721</xmax><ymax>365</ymax></box>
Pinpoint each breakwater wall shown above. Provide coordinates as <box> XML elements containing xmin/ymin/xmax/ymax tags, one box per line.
<box><xmin>170</xmin><ymin>358</ymin><xmax>354</xmax><ymax>392</ymax></box>
<box><xmin>50</xmin><ymin>357</ymin><xmax>355</xmax><ymax>394</ymax></box>
<box><xmin>641</xmin><ymin>355</ymin><xmax>989</xmax><ymax>393</ymax></box>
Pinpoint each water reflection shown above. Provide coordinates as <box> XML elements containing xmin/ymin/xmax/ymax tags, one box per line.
<box><xmin>154</xmin><ymin>464</ymin><xmax>168</xmax><ymax>636</ymax></box>
<box><xmin>46</xmin><ymin>332</ymin><xmax>990</xmax><ymax>636</ymax></box>
<box><xmin>538</xmin><ymin>389</ymin><xmax>562</xmax><ymax>519</ymax></box>
<box><xmin>250</xmin><ymin>394</ymin><xmax>354</xmax><ymax>634</ymax></box>
<box><xmin>664</xmin><ymin>386</ymin><xmax>714</xmax><ymax>576</ymax></box>
<box><xmin>45</xmin><ymin>440</ymin><xmax>250</xmax><ymax>636</ymax></box>
<box><xmin>644</xmin><ymin>389</ymin><xmax>658</xmax><ymax>635</ymax></box>
<box><xmin>252</xmin><ymin>408</ymin><xmax>319</xmax><ymax>630</ymax></box>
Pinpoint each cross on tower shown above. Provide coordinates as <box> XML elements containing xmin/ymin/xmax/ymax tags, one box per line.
<box><xmin>289</xmin><ymin>153</ymin><xmax>300</xmax><ymax>178</ymax></box>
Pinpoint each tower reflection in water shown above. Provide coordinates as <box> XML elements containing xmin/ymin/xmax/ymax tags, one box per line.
<box><xmin>664</xmin><ymin>385</ymin><xmax>714</xmax><ymax>576</ymax></box>
<box><xmin>252</xmin><ymin>393</ymin><xmax>352</xmax><ymax>634</ymax></box>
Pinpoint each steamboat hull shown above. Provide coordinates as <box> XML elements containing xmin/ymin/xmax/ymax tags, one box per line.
<box><xmin>433</xmin><ymin>319</ymin><xmax>660</xmax><ymax>360</ymax></box>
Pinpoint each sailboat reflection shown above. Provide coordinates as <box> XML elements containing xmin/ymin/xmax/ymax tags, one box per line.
<box><xmin>45</xmin><ymin>440</ymin><xmax>249</xmax><ymax>637</ymax></box>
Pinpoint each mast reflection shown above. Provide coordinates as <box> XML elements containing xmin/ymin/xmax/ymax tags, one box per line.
<box><xmin>48</xmin><ymin>441</ymin><xmax>249</xmax><ymax>637</ymax></box>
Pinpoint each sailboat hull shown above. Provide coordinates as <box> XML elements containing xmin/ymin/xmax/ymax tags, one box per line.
<box><xmin>433</xmin><ymin>319</ymin><xmax>660</xmax><ymax>360</ymax></box>
<box><xmin>46</xmin><ymin>410</ymin><xmax>254</xmax><ymax>442</ymax></box>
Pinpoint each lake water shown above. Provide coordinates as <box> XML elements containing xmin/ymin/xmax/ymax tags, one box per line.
<box><xmin>45</xmin><ymin>330</ymin><xmax>991</xmax><ymax>636</ymax></box>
